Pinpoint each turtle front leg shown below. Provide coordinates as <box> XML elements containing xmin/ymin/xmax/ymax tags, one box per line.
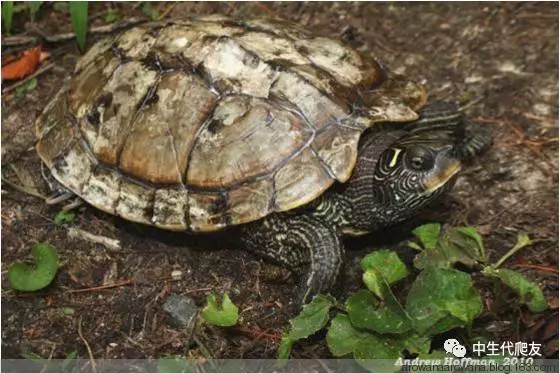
<box><xmin>240</xmin><ymin>214</ymin><xmax>344</xmax><ymax>304</ymax></box>
<box><xmin>41</xmin><ymin>162</ymin><xmax>83</xmax><ymax>210</ymax></box>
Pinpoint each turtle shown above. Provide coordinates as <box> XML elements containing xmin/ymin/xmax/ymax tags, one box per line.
<box><xmin>36</xmin><ymin>15</ymin><xmax>491</xmax><ymax>303</ymax></box>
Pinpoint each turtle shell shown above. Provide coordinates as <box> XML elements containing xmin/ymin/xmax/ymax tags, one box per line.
<box><xmin>36</xmin><ymin>16</ymin><xmax>427</xmax><ymax>232</ymax></box>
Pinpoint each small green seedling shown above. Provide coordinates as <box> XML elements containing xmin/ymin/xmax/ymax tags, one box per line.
<box><xmin>15</xmin><ymin>78</ymin><xmax>38</xmax><ymax>96</ymax></box>
<box><xmin>9</xmin><ymin>243</ymin><xmax>59</xmax><ymax>291</ymax></box>
<box><xmin>105</xmin><ymin>9</ymin><xmax>118</xmax><ymax>23</ymax></box>
<box><xmin>201</xmin><ymin>293</ymin><xmax>239</xmax><ymax>327</ymax></box>
<box><xmin>69</xmin><ymin>2</ymin><xmax>88</xmax><ymax>51</ymax></box>
<box><xmin>156</xmin><ymin>355</ymin><xmax>196</xmax><ymax>373</ymax></box>
<box><xmin>142</xmin><ymin>2</ymin><xmax>160</xmax><ymax>21</ymax></box>
<box><xmin>22</xmin><ymin>350</ymin><xmax>77</xmax><ymax>372</ymax></box>
<box><xmin>2</xmin><ymin>1</ymin><xmax>14</xmax><ymax>34</ymax></box>
<box><xmin>54</xmin><ymin>210</ymin><xmax>76</xmax><ymax>226</ymax></box>
<box><xmin>28</xmin><ymin>1</ymin><xmax>43</xmax><ymax>21</ymax></box>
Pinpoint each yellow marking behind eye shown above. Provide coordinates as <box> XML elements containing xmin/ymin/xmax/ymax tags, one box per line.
<box><xmin>389</xmin><ymin>148</ymin><xmax>402</xmax><ymax>168</ymax></box>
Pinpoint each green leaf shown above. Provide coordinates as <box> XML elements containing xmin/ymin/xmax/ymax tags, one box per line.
<box><xmin>406</xmin><ymin>266</ymin><xmax>483</xmax><ymax>335</ymax></box>
<box><xmin>417</xmin><ymin>349</ymin><xmax>446</xmax><ymax>359</ymax></box>
<box><xmin>401</xmin><ymin>334</ymin><xmax>431</xmax><ymax>354</ymax></box>
<box><xmin>326</xmin><ymin>313</ymin><xmax>373</xmax><ymax>357</ymax></box>
<box><xmin>61</xmin><ymin>307</ymin><xmax>74</xmax><ymax>315</ymax></box>
<box><xmin>277</xmin><ymin>295</ymin><xmax>333</xmax><ymax>363</ymax></box>
<box><xmin>407</xmin><ymin>241</ymin><xmax>423</xmax><ymax>251</ymax></box>
<box><xmin>62</xmin><ymin>350</ymin><xmax>77</xmax><ymax>372</ymax></box>
<box><xmin>276</xmin><ymin>333</ymin><xmax>292</xmax><ymax>363</ymax></box>
<box><xmin>286</xmin><ymin>294</ymin><xmax>333</xmax><ymax>341</ymax></box>
<box><xmin>454</xmin><ymin>226</ymin><xmax>487</xmax><ymax>263</ymax></box>
<box><xmin>413</xmin><ymin>227</ymin><xmax>486</xmax><ymax>270</ymax></box>
<box><xmin>360</xmin><ymin>250</ymin><xmax>408</xmax><ymax>298</ymax></box>
<box><xmin>54</xmin><ymin>210</ymin><xmax>76</xmax><ymax>226</ymax></box>
<box><xmin>201</xmin><ymin>293</ymin><xmax>239</xmax><ymax>327</ymax></box>
<box><xmin>353</xmin><ymin>334</ymin><xmax>403</xmax><ymax>372</ymax></box>
<box><xmin>2</xmin><ymin>1</ymin><xmax>14</xmax><ymax>34</ymax></box>
<box><xmin>8</xmin><ymin>243</ymin><xmax>59</xmax><ymax>291</ymax></box>
<box><xmin>156</xmin><ymin>355</ymin><xmax>196</xmax><ymax>373</ymax></box>
<box><xmin>347</xmin><ymin>289</ymin><xmax>411</xmax><ymax>334</ymax></box>
<box><xmin>412</xmin><ymin>223</ymin><xmax>441</xmax><ymax>250</ymax></box>
<box><xmin>28</xmin><ymin>1</ymin><xmax>43</xmax><ymax>21</ymax></box>
<box><xmin>69</xmin><ymin>2</ymin><xmax>88</xmax><ymax>51</ymax></box>
<box><xmin>482</xmin><ymin>267</ymin><xmax>547</xmax><ymax>312</ymax></box>
<box><xmin>21</xmin><ymin>352</ymin><xmax>47</xmax><ymax>364</ymax></box>
<box><xmin>105</xmin><ymin>9</ymin><xmax>118</xmax><ymax>23</ymax></box>
<box><xmin>15</xmin><ymin>78</ymin><xmax>38</xmax><ymax>96</ymax></box>
<box><xmin>53</xmin><ymin>2</ymin><xmax>68</xmax><ymax>12</ymax></box>
<box><xmin>142</xmin><ymin>2</ymin><xmax>160</xmax><ymax>21</ymax></box>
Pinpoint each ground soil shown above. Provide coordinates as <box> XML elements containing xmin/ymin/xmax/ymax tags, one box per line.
<box><xmin>1</xmin><ymin>1</ymin><xmax>558</xmax><ymax>365</ymax></box>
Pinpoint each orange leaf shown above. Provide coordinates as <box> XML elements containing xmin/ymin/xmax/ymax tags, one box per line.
<box><xmin>1</xmin><ymin>45</ymin><xmax>42</xmax><ymax>81</ymax></box>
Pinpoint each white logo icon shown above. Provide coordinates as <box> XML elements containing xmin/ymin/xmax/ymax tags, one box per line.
<box><xmin>444</xmin><ymin>338</ymin><xmax>467</xmax><ymax>358</ymax></box>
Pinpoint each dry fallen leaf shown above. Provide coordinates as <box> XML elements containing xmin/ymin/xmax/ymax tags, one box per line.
<box><xmin>1</xmin><ymin>45</ymin><xmax>46</xmax><ymax>81</ymax></box>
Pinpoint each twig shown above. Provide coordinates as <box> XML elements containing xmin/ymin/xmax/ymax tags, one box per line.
<box><xmin>1</xmin><ymin>175</ymin><xmax>48</xmax><ymax>200</ymax></box>
<box><xmin>77</xmin><ymin>316</ymin><xmax>97</xmax><ymax>373</ymax></box>
<box><xmin>232</xmin><ymin>326</ymin><xmax>282</xmax><ymax>341</ymax></box>
<box><xmin>0</xmin><ymin>35</ymin><xmax>37</xmax><ymax>47</ymax></box>
<box><xmin>184</xmin><ymin>287</ymin><xmax>213</xmax><ymax>294</ymax></box>
<box><xmin>2</xmin><ymin>62</ymin><xmax>55</xmax><ymax>95</ymax></box>
<box><xmin>2</xmin><ymin>18</ymin><xmax>146</xmax><ymax>47</ymax></box>
<box><xmin>193</xmin><ymin>336</ymin><xmax>216</xmax><ymax>369</ymax></box>
<box><xmin>511</xmin><ymin>263</ymin><xmax>559</xmax><ymax>274</ymax></box>
<box><xmin>157</xmin><ymin>3</ymin><xmax>177</xmax><ymax>20</ymax></box>
<box><xmin>65</xmin><ymin>275</ymin><xmax>199</xmax><ymax>294</ymax></box>
<box><xmin>66</xmin><ymin>279</ymin><xmax>134</xmax><ymax>294</ymax></box>
<box><xmin>68</xmin><ymin>227</ymin><xmax>121</xmax><ymax>251</ymax></box>
<box><xmin>32</xmin><ymin>18</ymin><xmax>146</xmax><ymax>42</ymax></box>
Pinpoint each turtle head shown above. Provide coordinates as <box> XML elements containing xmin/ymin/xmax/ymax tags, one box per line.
<box><xmin>372</xmin><ymin>131</ymin><xmax>461</xmax><ymax>219</ymax></box>
<box><xmin>368</xmin><ymin>103</ymin><xmax>491</xmax><ymax>226</ymax></box>
<box><xmin>340</xmin><ymin>101</ymin><xmax>491</xmax><ymax>233</ymax></box>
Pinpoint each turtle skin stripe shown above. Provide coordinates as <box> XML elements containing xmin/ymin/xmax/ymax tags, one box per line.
<box><xmin>240</xmin><ymin>214</ymin><xmax>343</xmax><ymax>304</ymax></box>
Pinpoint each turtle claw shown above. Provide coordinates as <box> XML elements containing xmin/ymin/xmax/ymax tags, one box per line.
<box><xmin>45</xmin><ymin>190</ymin><xmax>75</xmax><ymax>205</ymax></box>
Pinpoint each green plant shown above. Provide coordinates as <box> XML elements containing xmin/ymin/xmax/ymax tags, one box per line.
<box><xmin>105</xmin><ymin>9</ymin><xmax>118</xmax><ymax>23</ymax></box>
<box><xmin>8</xmin><ymin>243</ymin><xmax>59</xmax><ymax>291</ymax></box>
<box><xmin>277</xmin><ymin>224</ymin><xmax>547</xmax><ymax>371</ymax></box>
<box><xmin>2</xmin><ymin>1</ymin><xmax>89</xmax><ymax>51</ymax></box>
<box><xmin>201</xmin><ymin>293</ymin><xmax>239</xmax><ymax>327</ymax></box>
<box><xmin>69</xmin><ymin>1</ymin><xmax>88</xmax><ymax>51</ymax></box>
<box><xmin>28</xmin><ymin>1</ymin><xmax>43</xmax><ymax>21</ymax></box>
<box><xmin>2</xmin><ymin>1</ymin><xmax>14</xmax><ymax>34</ymax></box>
<box><xmin>22</xmin><ymin>349</ymin><xmax>77</xmax><ymax>372</ymax></box>
<box><xmin>54</xmin><ymin>210</ymin><xmax>76</xmax><ymax>226</ymax></box>
<box><xmin>142</xmin><ymin>2</ymin><xmax>160</xmax><ymax>21</ymax></box>
<box><xmin>15</xmin><ymin>77</ymin><xmax>38</xmax><ymax>96</ymax></box>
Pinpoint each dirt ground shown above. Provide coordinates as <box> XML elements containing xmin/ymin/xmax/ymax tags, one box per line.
<box><xmin>1</xmin><ymin>1</ymin><xmax>558</xmax><ymax>363</ymax></box>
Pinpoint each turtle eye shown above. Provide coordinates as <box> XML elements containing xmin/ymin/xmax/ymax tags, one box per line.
<box><xmin>406</xmin><ymin>147</ymin><xmax>434</xmax><ymax>170</ymax></box>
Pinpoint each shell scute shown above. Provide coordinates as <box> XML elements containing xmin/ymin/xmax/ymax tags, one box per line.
<box><xmin>119</xmin><ymin>72</ymin><xmax>217</xmax><ymax>184</ymax></box>
<box><xmin>187</xmin><ymin>96</ymin><xmax>312</xmax><ymax>189</ymax></box>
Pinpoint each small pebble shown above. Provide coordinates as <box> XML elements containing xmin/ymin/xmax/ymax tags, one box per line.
<box><xmin>171</xmin><ymin>270</ymin><xmax>182</xmax><ymax>280</ymax></box>
<box><xmin>163</xmin><ymin>294</ymin><xmax>199</xmax><ymax>345</ymax></box>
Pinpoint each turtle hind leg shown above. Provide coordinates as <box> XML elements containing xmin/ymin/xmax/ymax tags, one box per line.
<box><xmin>41</xmin><ymin>162</ymin><xmax>83</xmax><ymax>211</ymax></box>
<box><xmin>240</xmin><ymin>214</ymin><xmax>344</xmax><ymax>304</ymax></box>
